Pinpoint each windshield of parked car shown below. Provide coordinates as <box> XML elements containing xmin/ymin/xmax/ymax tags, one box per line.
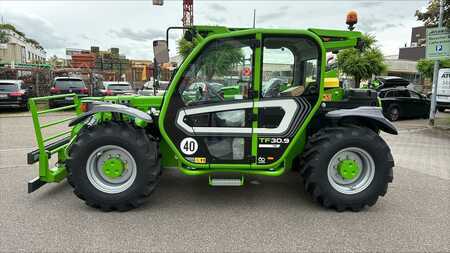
<box><xmin>55</xmin><ymin>79</ymin><xmax>85</xmax><ymax>89</ymax></box>
<box><xmin>106</xmin><ymin>83</ymin><xmax>132</xmax><ymax>90</ymax></box>
<box><xmin>0</xmin><ymin>83</ymin><xmax>19</xmax><ymax>92</ymax></box>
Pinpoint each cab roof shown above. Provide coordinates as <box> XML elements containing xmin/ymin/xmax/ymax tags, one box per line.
<box><xmin>191</xmin><ymin>25</ymin><xmax>362</xmax><ymax>52</ymax></box>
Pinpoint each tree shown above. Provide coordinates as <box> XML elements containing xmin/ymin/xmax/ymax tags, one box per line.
<box><xmin>0</xmin><ymin>23</ymin><xmax>25</xmax><ymax>37</ymax></box>
<box><xmin>177</xmin><ymin>38</ymin><xmax>243</xmax><ymax>81</ymax></box>
<box><xmin>415</xmin><ymin>0</ymin><xmax>449</xmax><ymax>28</ymax></box>
<box><xmin>337</xmin><ymin>34</ymin><xmax>386</xmax><ymax>88</ymax></box>
<box><xmin>417</xmin><ymin>58</ymin><xmax>450</xmax><ymax>79</ymax></box>
<box><xmin>0</xmin><ymin>30</ymin><xmax>8</xmax><ymax>44</ymax></box>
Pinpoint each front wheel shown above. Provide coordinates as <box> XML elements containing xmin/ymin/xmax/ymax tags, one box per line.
<box><xmin>66</xmin><ymin>122</ymin><xmax>161</xmax><ymax>211</ymax></box>
<box><xmin>300</xmin><ymin>127</ymin><xmax>394</xmax><ymax>211</ymax></box>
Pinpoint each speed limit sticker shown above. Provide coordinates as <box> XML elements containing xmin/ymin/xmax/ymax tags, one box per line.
<box><xmin>180</xmin><ymin>137</ymin><xmax>198</xmax><ymax>155</ymax></box>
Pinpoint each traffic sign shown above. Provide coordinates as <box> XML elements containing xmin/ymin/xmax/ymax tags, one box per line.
<box><xmin>426</xmin><ymin>27</ymin><xmax>450</xmax><ymax>60</ymax></box>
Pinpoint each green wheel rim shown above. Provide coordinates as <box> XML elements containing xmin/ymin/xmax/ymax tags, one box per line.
<box><xmin>102</xmin><ymin>157</ymin><xmax>125</xmax><ymax>179</ymax></box>
<box><xmin>337</xmin><ymin>159</ymin><xmax>360</xmax><ymax>180</ymax></box>
<box><xmin>86</xmin><ymin>145</ymin><xmax>137</xmax><ymax>194</ymax></box>
<box><xmin>327</xmin><ymin>147</ymin><xmax>375</xmax><ymax>195</ymax></box>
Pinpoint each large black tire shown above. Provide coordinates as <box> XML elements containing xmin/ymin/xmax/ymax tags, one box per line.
<box><xmin>66</xmin><ymin>122</ymin><xmax>161</xmax><ymax>211</ymax></box>
<box><xmin>437</xmin><ymin>107</ymin><xmax>446</xmax><ymax>113</ymax></box>
<box><xmin>300</xmin><ymin>127</ymin><xmax>394</xmax><ymax>212</ymax></box>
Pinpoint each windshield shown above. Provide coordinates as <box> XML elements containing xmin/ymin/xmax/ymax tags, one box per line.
<box><xmin>54</xmin><ymin>79</ymin><xmax>85</xmax><ymax>89</ymax></box>
<box><xmin>107</xmin><ymin>84</ymin><xmax>132</xmax><ymax>90</ymax></box>
<box><xmin>0</xmin><ymin>83</ymin><xmax>19</xmax><ymax>92</ymax></box>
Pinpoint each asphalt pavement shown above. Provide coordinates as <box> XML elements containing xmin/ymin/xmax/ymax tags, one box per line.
<box><xmin>0</xmin><ymin>110</ymin><xmax>449</xmax><ymax>252</ymax></box>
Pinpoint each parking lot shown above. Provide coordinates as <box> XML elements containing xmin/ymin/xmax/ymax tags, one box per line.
<box><xmin>0</xmin><ymin>110</ymin><xmax>449</xmax><ymax>252</ymax></box>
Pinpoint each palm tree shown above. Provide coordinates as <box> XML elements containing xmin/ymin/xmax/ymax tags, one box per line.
<box><xmin>337</xmin><ymin>34</ymin><xmax>386</xmax><ymax>88</ymax></box>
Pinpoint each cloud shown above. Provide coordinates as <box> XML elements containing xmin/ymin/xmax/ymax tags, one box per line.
<box><xmin>79</xmin><ymin>34</ymin><xmax>90</xmax><ymax>40</ymax></box>
<box><xmin>2</xmin><ymin>0</ymin><xmax>426</xmax><ymax>59</ymax></box>
<box><xmin>205</xmin><ymin>3</ymin><xmax>227</xmax><ymax>24</ymax></box>
<box><xmin>257</xmin><ymin>8</ymin><xmax>288</xmax><ymax>24</ymax></box>
<box><xmin>209</xmin><ymin>3</ymin><xmax>227</xmax><ymax>12</ymax></box>
<box><xmin>4</xmin><ymin>12</ymin><xmax>66</xmax><ymax>50</ymax></box>
<box><xmin>358</xmin><ymin>15</ymin><xmax>405</xmax><ymax>33</ymax></box>
<box><xmin>205</xmin><ymin>14</ymin><xmax>226</xmax><ymax>24</ymax></box>
<box><xmin>109</xmin><ymin>27</ymin><xmax>166</xmax><ymax>42</ymax></box>
<box><xmin>357</xmin><ymin>1</ymin><xmax>384</xmax><ymax>8</ymax></box>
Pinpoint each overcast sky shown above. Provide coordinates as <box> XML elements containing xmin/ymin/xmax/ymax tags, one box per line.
<box><xmin>0</xmin><ymin>0</ymin><xmax>428</xmax><ymax>60</ymax></box>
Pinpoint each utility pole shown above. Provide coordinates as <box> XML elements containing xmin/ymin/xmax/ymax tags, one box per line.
<box><xmin>253</xmin><ymin>9</ymin><xmax>256</xmax><ymax>28</ymax></box>
<box><xmin>429</xmin><ymin>0</ymin><xmax>444</xmax><ymax>126</ymax></box>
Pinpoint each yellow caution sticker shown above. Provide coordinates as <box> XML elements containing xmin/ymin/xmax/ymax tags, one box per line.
<box><xmin>194</xmin><ymin>157</ymin><xmax>207</xmax><ymax>164</ymax></box>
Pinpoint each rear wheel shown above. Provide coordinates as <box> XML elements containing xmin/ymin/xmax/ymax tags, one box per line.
<box><xmin>300</xmin><ymin>127</ymin><xmax>394</xmax><ymax>211</ymax></box>
<box><xmin>386</xmin><ymin>105</ymin><xmax>400</xmax><ymax>121</ymax></box>
<box><xmin>66</xmin><ymin>122</ymin><xmax>161</xmax><ymax>211</ymax></box>
<box><xmin>437</xmin><ymin>107</ymin><xmax>446</xmax><ymax>113</ymax></box>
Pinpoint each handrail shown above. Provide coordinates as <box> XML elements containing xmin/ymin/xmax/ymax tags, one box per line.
<box><xmin>43</xmin><ymin>129</ymin><xmax>72</xmax><ymax>143</ymax></box>
<box><xmin>37</xmin><ymin>104</ymin><xmax>77</xmax><ymax>115</ymax></box>
<box><xmin>32</xmin><ymin>93</ymin><xmax>77</xmax><ymax>101</ymax></box>
<box><xmin>41</xmin><ymin>116</ymin><xmax>77</xmax><ymax>129</ymax></box>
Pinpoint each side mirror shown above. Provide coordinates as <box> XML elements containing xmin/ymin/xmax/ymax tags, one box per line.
<box><xmin>153</xmin><ymin>40</ymin><xmax>169</xmax><ymax>63</ymax></box>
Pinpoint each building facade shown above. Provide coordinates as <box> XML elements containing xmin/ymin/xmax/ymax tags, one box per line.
<box><xmin>398</xmin><ymin>26</ymin><xmax>426</xmax><ymax>61</ymax></box>
<box><xmin>131</xmin><ymin>60</ymin><xmax>152</xmax><ymax>83</ymax></box>
<box><xmin>0</xmin><ymin>28</ymin><xmax>46</xmax><ymax>64</ymax></box>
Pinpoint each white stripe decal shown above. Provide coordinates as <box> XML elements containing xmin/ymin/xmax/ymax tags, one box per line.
<box><xmin>258</xmin><ymin>144</ymin><xmax>281</xmax><ymax>148</ymax></box>
<box><xmin>176</xmin><ymin>99</ymin><xmax>299</xmax><ymax>135</ymax></box>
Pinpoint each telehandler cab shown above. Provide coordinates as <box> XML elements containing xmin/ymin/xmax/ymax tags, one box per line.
<box><xmin>27</xmin><ymin>24</ymin><xmax>397</xmax><ymax>212</ymax></box>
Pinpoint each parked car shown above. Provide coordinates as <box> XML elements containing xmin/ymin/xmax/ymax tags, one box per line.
<box><xmin>379</xmin><ymin>87</ymin><xmax>430</xmax><ymax>121</ymax></box>
<box><xmin>370</xmin><ymin>76</ymin><xmax>409</xmax><ymax>91</ymax></box>
<box><xmin>49</xmin><ymin>77</ymin><xmax>89</xmax><ymax>108</ymax></box>
<box><xmin>0</xmin><ymin>80</ymin><xmax>31</xmax><ymax>110</ymax></box>
<box><xmin>426</xmin><ymin>92</ymin><xmax>449</xmax><ymax>113</ymax></box>
<box><xmin>138</xmin><ymin>80</ymin><xmax>168</xmax><ymax>96</ymax></box>
<box><xmin>95</xmin><ymin>81</ymin><xmax>135</xmax><ymax>96</ymax></box>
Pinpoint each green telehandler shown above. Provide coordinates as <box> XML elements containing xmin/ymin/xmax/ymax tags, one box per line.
<box><xmin>26</xmin><ymin>24</ymin><xmax>397</xmax><ymax>212</ymax></box>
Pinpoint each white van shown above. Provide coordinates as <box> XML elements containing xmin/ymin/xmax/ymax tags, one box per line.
<box><xmin>437</xmin><ymin>68</ymin><xmax>450</xmax><ymax>112</ymax></box>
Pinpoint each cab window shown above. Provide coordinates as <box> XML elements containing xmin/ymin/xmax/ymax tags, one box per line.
<box><xmin>178</xmin><ymin>38</ymin><xmax>254</xmax><ymax>106</ymax></box>
<box><xmin>262</xmin><ymin>37</ymin><xmax>319</xmax><ymax>98</ymax></box>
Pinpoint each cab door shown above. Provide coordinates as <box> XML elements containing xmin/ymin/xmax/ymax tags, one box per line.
<box><xmin>254</xmin><ymin>35</ymin><xmax>321</xmax><ymax>166</ymax></box>
<box><xmin>162</xmin><ymin>36</ymin><xmax>258</xmax><ymax>167</ymax></box>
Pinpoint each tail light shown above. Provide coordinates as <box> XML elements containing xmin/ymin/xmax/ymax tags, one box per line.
<box><xmin>102</xmin><ymin>89</ymin><xmax>113</xmax><ymax>96</ymax></box>
<box><xmin>80</xmin><ymin>87</ymin><xmax>89</xmax><ymax>94</ymax></box>
<box><xmin>50</xmin><ymin>87</ymin><xmax>60</xmax><ymax>94</ymax></box>
<box><xmin>9</xmin><ymin>91</ymin><xmax>25</xmax><ymax>97</ymax></box>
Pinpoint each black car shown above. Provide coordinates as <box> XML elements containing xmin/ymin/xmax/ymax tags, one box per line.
<box><xmin>371</xmin><ymin>76</ymin><xmax>409</xmax><ymax>91</ymax></box>
<box><xmin>379</xmin><ymin>87</ymin><xmax>430</xmax><ymax>121</ymax></box>
<box><xmin>0</xmin><ymin>80</ymin><xmax>31</xmax><ymax>110</ymax></box>
<box><xmin>49</xmin><ymin>77</ymin><xmax>89</xmax><ymax>108</ymax></box>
